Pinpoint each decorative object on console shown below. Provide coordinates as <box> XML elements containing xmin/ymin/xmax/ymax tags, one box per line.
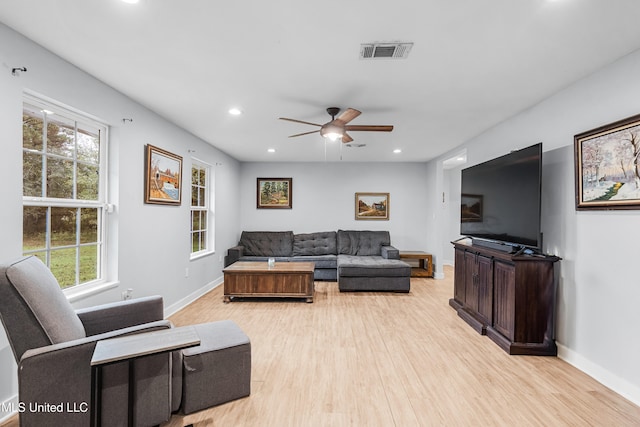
<box><xmin>144</xmin><ymin>144</ymin><xmax>183</xmax><ymax>205</ymax></box>
<box><xmin>574</xmin><ymin>113</ymin><xmax>640</xmax><ymax>210</ymax></box>
<box><xmin>257</xmin><ymin>177</ymin><xmax>292</xmax><ymax>209</ymax></box>
<box><xmin>355</xmin><ymin>192</ymin><xmax>389</xmax><ymax>220</ymax></box>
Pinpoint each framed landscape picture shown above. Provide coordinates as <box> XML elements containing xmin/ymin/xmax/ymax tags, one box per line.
<box><xmin>355</xmin><ymin>192</ymin><xmax>389</xmax><ymax>220</ymax></box>
<box><xmin>257</xmin><ymin>177</ymin><xmax>292</xmax><ymax>209</ymax></box>
<box><xmin>144</xmin><ymin>144</ymin><xmax>183</xmax><ymax>205</ymax></box>
<box><xmin>574</xmin><ymin>113</ymin><xmax>640</xmax><ymax>210</ymax></box>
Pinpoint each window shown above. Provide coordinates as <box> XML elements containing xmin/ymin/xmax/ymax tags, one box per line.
<box><xmin>22</xmin><ymin>96</ymin><xmax>108</xmax><ymax>289</ymax></box>
<box><xmin>190</xmin><ymin>159</ymin><xmax>213</xmax><ymax>257</ymax></box>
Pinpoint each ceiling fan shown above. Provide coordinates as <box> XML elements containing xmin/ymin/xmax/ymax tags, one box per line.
<box><xmin>279</xmin><ymin>107</ymin><xmax>393</xmax><ymax>143</ymax></box>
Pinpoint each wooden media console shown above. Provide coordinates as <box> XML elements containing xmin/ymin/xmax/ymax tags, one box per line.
<box><xmin>449</xmin><ymin>241</ymin><xmax>560</xmax><ymax>356</ymax></box>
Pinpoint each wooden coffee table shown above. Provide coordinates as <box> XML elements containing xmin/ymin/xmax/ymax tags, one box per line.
<box><xmin>223</xmin><ymin>261</ymin><xmax>315</xmax><ymax>303</ymax></box>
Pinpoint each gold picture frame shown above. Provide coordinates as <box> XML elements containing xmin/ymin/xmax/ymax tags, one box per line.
<box><xmin>355</xmin><ymin>192</ymin><xmax>389</xmax><ymax>220</ymax></box>
<box><xmin>574</xmin><ymin>114</ymin><xmax>640</xmax><ymax>210</ymax></box>
<box><xmin>257</xmin><ymin>177</ymin><xmax>292</xmax><ymax>209</ymax></box>
<box><xmin>144</xmin><ymin>144</ymin><xmax>183</xmax><ymax>205</ymax></box>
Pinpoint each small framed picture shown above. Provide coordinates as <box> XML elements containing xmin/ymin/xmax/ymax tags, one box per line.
<box><xmin>355</xmin><ymin>192</ymin><xmax>389</xmax><ymax>220</ymax></box>
<box><xmin>574</xmin><ymin>114</ymin><xmax>640</xmax><ymax>210</ymax></box>
<box><xmin>144</xmin><ymin>144</ymin><xmax>183</xmax><ymax>205</ymax></box>
<box><xmin>257</xmin><ymin>178</ymin><xmax>292</xmax><ymax>209</ymax></box>
<box><xmin>461</xmin><ymin>194</ymin><xmax>483</xmax><ymax>222</ymax></box>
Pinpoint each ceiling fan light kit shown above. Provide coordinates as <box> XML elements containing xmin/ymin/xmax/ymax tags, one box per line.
<box><xmin>320</xmin><ymin>125</ymin><xmax>343</xmax><ymax>142</ymax></box>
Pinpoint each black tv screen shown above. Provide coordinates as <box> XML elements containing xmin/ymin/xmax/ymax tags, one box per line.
<box><xmin>460</xmin><ymin>143</ymin><xmax>542</xmax><ymax>250</ymax></box>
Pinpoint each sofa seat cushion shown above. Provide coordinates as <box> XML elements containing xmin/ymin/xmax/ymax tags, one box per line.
<box><xmin>291</xmin><ymin>255</ymin><xmax>337</xmax><ymax>269</ymax></box>
<box><xmin>337</xmin><ymin>255</ymin><xmax>411</xmax><ymax>277</ymax></box>
<box><xmin>239</xmin><ymin>231</ymin><xmax>293</xmax><ymax>257</ymax></box>
<box><xmin>293</xmin><ymin>232</ymin><xmax>337</xmax><ymax>256</ymax></box>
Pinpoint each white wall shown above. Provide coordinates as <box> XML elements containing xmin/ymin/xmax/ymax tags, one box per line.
<box><xmin>237</xmin><ymin>162</ymin><xmax>433</xmax><ymax>258</ymax></box>
<box><xmin>2</xmin><ymin>15</ymin><xmax>639</xmax><ymax>420</ymax></box>
<box><xmin>430</xmin><ymin>49</ymin><xmax>640</xmax><ymax>405</ymax></box>
<box><xmin>0</xmin><ymin>23</ymin><xmax>241</xmax><ymax>418</ymax></box>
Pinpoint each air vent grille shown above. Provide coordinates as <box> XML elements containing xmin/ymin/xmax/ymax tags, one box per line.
<box><xmin>360</xmin><ymin>42</ymin><xmax>413</xmax><ymax>59</ymax></box>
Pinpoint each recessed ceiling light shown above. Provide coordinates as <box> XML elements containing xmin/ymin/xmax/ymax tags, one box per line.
<box><xmin>267</xmin><ymin>148</ymin><xmax>276</xmax><ymax>153</ymax></box>
<box><xmin>393</xmin><ymin>149</ymin><xmax>402</xmax><ymax>154</ymax></box>
<box><xmin>228</xmin><ymin>107</ymin><xmax>243</xmax><ymax>116</ymax></box>
<box><xmin>121</xmin><ymin>0</ymin><xmax>140</xmax><ymax>4</ymax></box>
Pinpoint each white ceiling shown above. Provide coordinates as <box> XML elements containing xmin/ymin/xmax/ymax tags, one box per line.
<box><xmin>3</xmin><ymin>0</ymin><xmax>640</xmax><ymax>163</ymax></box>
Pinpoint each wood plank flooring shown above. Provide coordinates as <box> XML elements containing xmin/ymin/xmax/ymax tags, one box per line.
<box><xmin>2</xmin><ymin>266</ymin><xmax>639</xmax><ymax>426</ymax></box>
<box><xmin>164</xmin><ymin>266</ymin><xmax>640</xmax><ymax>426</ymax></box>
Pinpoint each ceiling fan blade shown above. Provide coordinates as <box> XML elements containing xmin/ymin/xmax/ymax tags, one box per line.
<box><xmin>279</xmin><ymin>117</ymin><xmax>323</xmax><ymax>127</ymax></box>
<box><xmin>345</xmin><ymin>125</ymin><xmax>394</xmax><ymax>132</ymax></box>
<box><xmin>335</xmin><ymin>108</ymin><xmax>361</xmax><ymax>124</ymax></box>
<box><xmin>341</xmin><ymin>133</ymin><xmax>354</xmax><ymax>143</ymax></box>
<box><xmin>288</xmin><ymin>130</ymin><xmax>320</xmax><ymax>138</ymax></box>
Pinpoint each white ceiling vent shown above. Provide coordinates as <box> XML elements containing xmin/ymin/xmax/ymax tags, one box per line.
<box><xmin>360</xmin><ymin>42</ymin><xmax>413</xmax><ymax>59</ymax></box>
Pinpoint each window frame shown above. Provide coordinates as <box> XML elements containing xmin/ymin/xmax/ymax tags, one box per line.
<box><xmin>190</xmin><ymin>157</ymin><xmax>214</xmax><ymax>259</ymax></box>
<box><xmin>22</xmin><ymin>93</ymin><xmax>110</xmax><ymax>292</ymax></box>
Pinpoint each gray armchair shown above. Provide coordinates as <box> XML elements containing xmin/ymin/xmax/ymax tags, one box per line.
<box><xmin>0</xmin><ymin>256</ymin><xmax>252</xmax><ymax>426</ymax></box>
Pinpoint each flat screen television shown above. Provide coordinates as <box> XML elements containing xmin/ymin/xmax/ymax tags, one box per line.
<box><xmin>460</xmin><ymin>143</ymin><xmax>542</xmax><ymax>251</ymax></box>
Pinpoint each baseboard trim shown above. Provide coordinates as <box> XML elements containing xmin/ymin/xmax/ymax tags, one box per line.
<box><xmin>557</xmin><ymin>343</ymin><xmax>640</xmax><ymax>407</ymax></box>
<box><xmin>434</xmin><ymin>260</ymin><xmax>452</xmax><ymax>280</ymax></box>
<box><xmin>163</xmin><ymin>275</ymin><xmax>223</xmax><ymax>318</ymax></box>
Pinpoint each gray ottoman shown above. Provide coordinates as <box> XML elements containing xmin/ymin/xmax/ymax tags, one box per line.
<box><xmin>181</xmin><ymin>320</ymin><xmax>251</xmax><ymax>414</ymax></box>
<box><xmin>337</xmin><ymin>255</ymin><xmax>411</xmax><ymax>292</ymax></box>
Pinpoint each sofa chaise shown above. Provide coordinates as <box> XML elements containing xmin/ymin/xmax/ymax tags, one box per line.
<box><xmin>225</xmin><ymin>230</ymin><xmax>411</xmax><ymax>292</ymax></box>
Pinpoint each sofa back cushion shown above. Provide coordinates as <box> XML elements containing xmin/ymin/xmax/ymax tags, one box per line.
<box><xmin>239</xmin><ymin>231</ymin><xmax>294</xmax><ymax>256</ymax></box>
<box><xmin>293</xmin><ymin>232</ymin><xmax>337</xmax><ymax>256</ymax></box>
<box><xmin>337</xmin><ymin>230</ymin><xmax>391</xmax><ymax>256</ymax></box>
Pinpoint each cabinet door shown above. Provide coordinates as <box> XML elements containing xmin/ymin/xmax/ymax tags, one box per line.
<box><xmin>493</xmin><ymin>261</ymin><xmax>515</xmax><ymax>340</ymax></box>
<box><xmin>463</xmin><ymin>251</ymin><xmax>478</xmax><ymax>311</ymax></box>
<box><xmin>476</xmin><ymin>255</ymin><xmax>493</xmax><ymax>324</ymax></box>
<box><xmin>453</xmin><ymin>248</ymin><xmax>466</xmax><ymax>304</ymax></box>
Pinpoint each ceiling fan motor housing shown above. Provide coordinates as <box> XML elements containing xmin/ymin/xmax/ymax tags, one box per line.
<box><xmin>326</xmin><ymin>107</ymin><xmax>340</xmax><ymax>119</ymax></box>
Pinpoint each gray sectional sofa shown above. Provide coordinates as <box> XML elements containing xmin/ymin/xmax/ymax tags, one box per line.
<box><xmin>224</xmin><ymin>230</ymin><xmax>411</xmax><ymax>292</ymax></box>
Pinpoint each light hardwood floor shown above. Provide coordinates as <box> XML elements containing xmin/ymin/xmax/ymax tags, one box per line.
<box><xmin>163</xmin><ymin>266</ymin><xmax>640</xmax><ymax>426</ymax></box>
<box><xmin>2</xmin><ymin>267</ymin><xmax>639</xmax><ymax>426</ymax></box>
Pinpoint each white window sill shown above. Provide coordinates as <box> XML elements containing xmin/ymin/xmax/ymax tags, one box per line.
<box><xmin>190</xmin><ymin>250</ymin><xmax>215</xmax><ymax>261</ymax></box>
<box><xmin>64</xmin><ymin>280</ymin><xmax>120</xmax><ymax>303</ymax></box>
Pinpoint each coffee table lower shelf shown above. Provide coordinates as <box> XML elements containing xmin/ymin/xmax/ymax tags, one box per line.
<box><xmin>223</xmin><ymin>261</ymin><xmax>315</xmax><ymax>303</ymax></box>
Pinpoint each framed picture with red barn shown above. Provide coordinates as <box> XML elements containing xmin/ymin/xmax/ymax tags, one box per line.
<box><xmin>144</xmin><ymin>144</ymin><xmax>183</xmax><ymax>205</ymax></box>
